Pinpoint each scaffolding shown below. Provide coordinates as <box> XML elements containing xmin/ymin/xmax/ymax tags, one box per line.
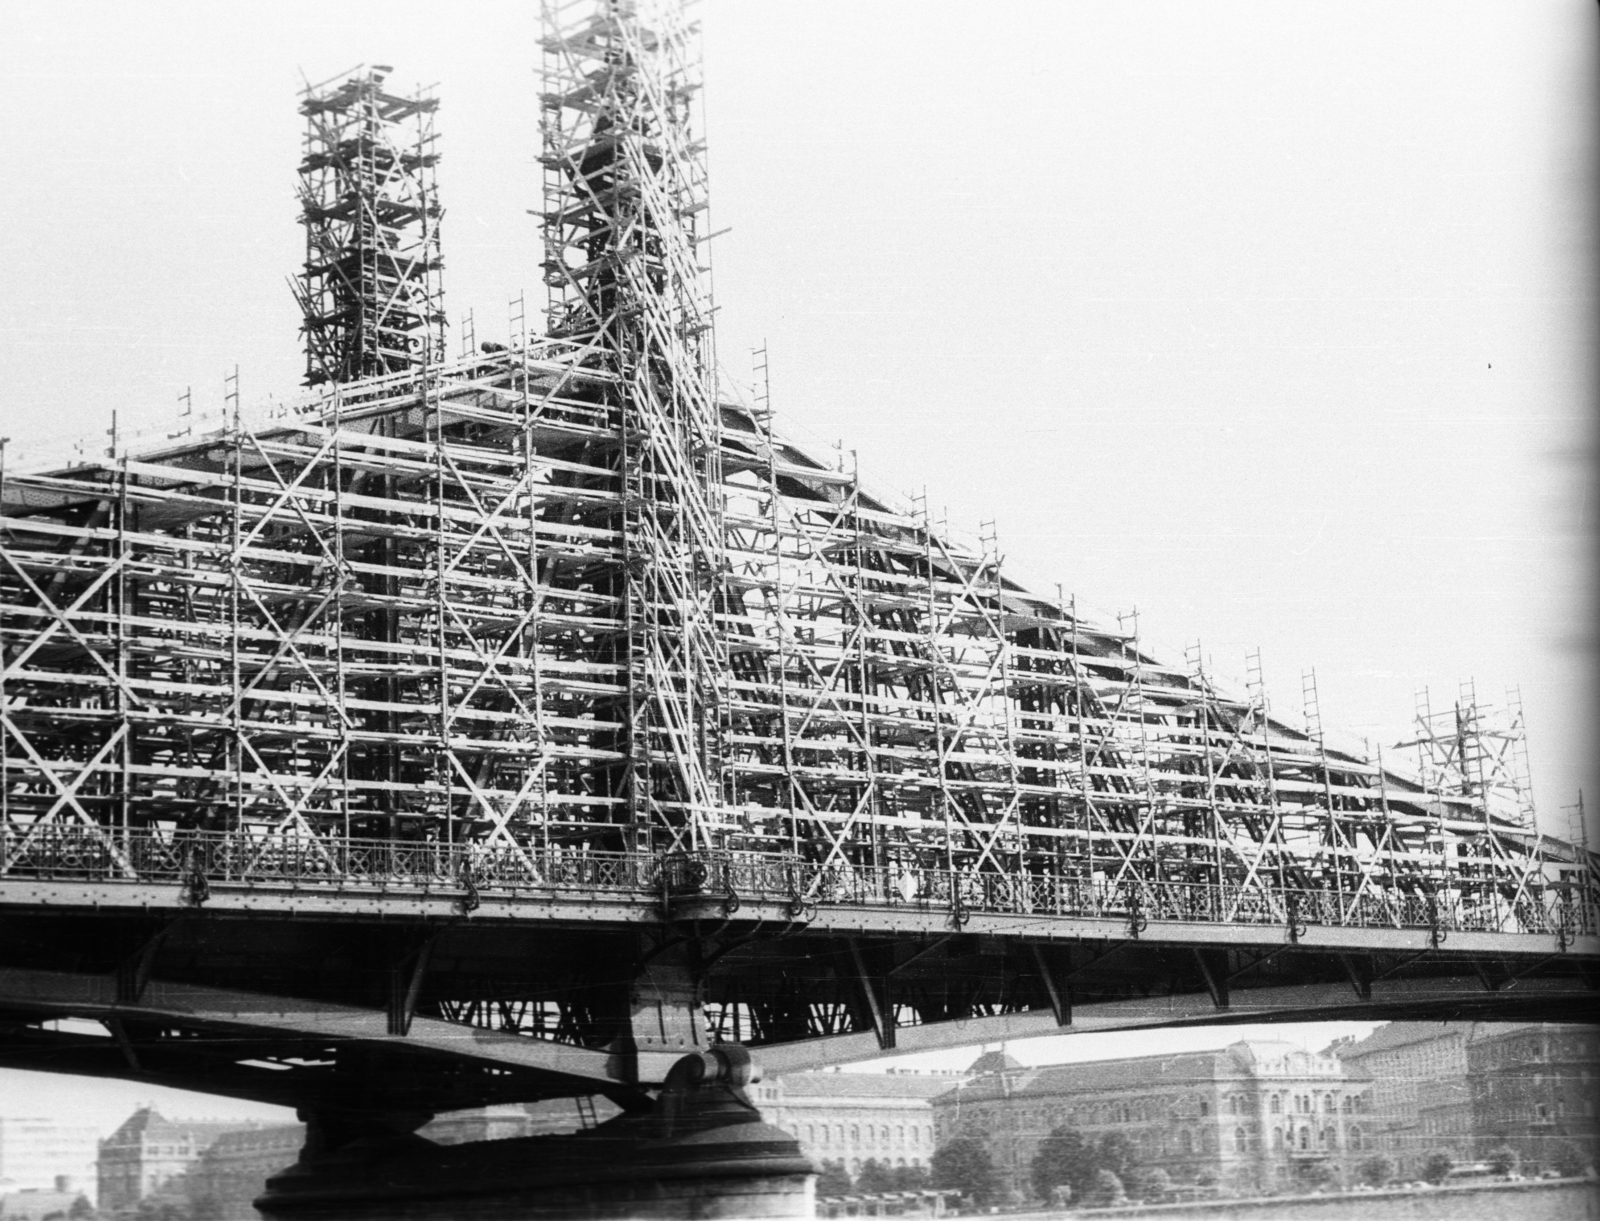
<box><xmin>294</xmin><ymin>65</ymin><xmax>445</xmax><ymax>386</ymax></box>
<box><xmin>0</xmin><ymin>0</ymin><xmax>1592</xmax><ymax>946</ymax></box>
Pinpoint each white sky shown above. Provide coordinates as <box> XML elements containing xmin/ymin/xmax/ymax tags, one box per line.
<box><xmin>0</xmin><ymin>0</ymin><xmax>1592</xmax><ymax>1130</ymax></box>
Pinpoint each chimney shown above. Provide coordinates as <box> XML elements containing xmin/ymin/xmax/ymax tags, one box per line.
<box><xmin>55</xmin><ymin>1176</ymin><xmax>73</xmax><ymax>1193</ymax></box>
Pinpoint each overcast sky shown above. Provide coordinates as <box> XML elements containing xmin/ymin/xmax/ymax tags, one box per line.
<box><xmin>0</xmin><ymin>0</ymin><xmax>1592</xmax><ymax>1131</ymax></box>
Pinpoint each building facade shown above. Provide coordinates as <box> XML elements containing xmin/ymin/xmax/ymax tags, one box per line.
<box><xmin>181</xmin><ymin>1125</ymin><xmax>304</xmax><ymax>1221</ymax></box>
<box><xmin>0</xmin><ymin>1119</ymin><xmax>98</xmax><ymax>1201</ymax></box>
<box><xmin>1330</xmin><ymin>1022</ymin><xmax>1473</xmax><ymax>1175</ymax></box>
<box><xmin>752</xmin><ymin>1071</ymin><xmax>957</xmax><ymax>1177</ymax></box>
<box><xmin>96</xmin><ymin>1110</ymin><xmax>255</xmax><ymax>1215</ymax></box>
<box><xmin>1332</xmin><ymin>1020</ymin><xmax>1599</xmax><ymax>1178</ymax></box>
<box><xmin>934</xmin><ymin>1043</ymin><xmax>1372</xmax><ymax>1199</ymax></box>
<box><xmin>1468</xmin><ymin>1022</ymin><xmax>1600</xmax><ymax>1172</ymax></box>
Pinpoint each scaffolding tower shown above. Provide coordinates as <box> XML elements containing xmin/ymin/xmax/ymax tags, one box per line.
<box><xmin>294</xmin><ymin>65</ymin><xmax>445</xmax><ymax>386</ymax></box>
<box><xmin>540</xmin><ymin>0</ymin><xmax>726</xmax><ymax>850</ymax></box>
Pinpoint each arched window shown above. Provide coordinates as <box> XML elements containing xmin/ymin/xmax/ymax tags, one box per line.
<box><xmin>1235</xmin><ymin>1127</ymin><xmax>1247</xmax><ymax>1153</ymax></box>
<box><xmin>806</xmin><ymin>1124</ymin><xmax>814</xmax><ymax>1143</ymax></box>
<box><xmin>1272</xmin><ymin>1128</ymin><xmax>1283</xmax><ymax>1151</ymax></box>
<box><xmin>1351</xmin><ymin>1126</ymin><xmax>1363</xmax><ymax>1151</ymax></box>
<box><xmin>897</xmin><ymin>1126</ymin><xmax>905</xmax><ymax>1143</ymax></box>
<box><xmin>881</xmin><ymin>1126</ymin><xmax>890</xmax><ymax>1142</ymax></box>
<box><xmin>1298</xmin><ymin>1127</ymin><xmax>1309</xmax><ymax>1151</ymax></box>
<box><xmin>851</xmin><ymin>1125</ymin><xmax>859</xmax><ymax>1143</ymax></box>
<box><xmin>1341</xmin><ymin>1096</ymin><xmax>1352</xmax><ymax>1114</ymax></box>
<box><xmin>1270</xmin><ymin>1095</ymin><xmax>1281</xmax><ymax>1115</ymax></box>
<box><xmin>836</xmin><ymin>1125</ymin><xmax>845</xmax><ymax>1143</ymax></box>
<box><xmin>1200</xmin><ymin>1099</ymin><xmax>1210</xmax><ymax>1117</ymax></box>
<box><xmin>1324</xmin><ymin>1094</ymin><xmax>1335</xmax><ymax>1114</ymax></box>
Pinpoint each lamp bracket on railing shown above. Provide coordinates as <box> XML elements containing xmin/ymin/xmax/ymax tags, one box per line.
<box><xmin>1285</xmin><ymin>891</ymin><xmax>1306</xmax><ymax>945</ymax></box>
<box><xmin>1126</xmin><ymin>884</ymin><xmax>1147</xmax><ymax>940</ymax></box>
<box><xmin>1425</xmin><ymin>891</ymin><xmax>1446</xmax><ymax>950</ymax></box>
<box><xmin>181</xmin><ymin>848</ymin><xmax>210</xmax><ymax>908</ymax></box>
<box><xmin>458</xmin><ymin>857</ymin><xmax>481</xmax><ymax>915</ymax></box>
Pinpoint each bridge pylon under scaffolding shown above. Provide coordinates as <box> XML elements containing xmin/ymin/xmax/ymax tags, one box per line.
<box><xmin>0</xmin><ymin>0</ymin><xmax>1595</xmax><ymax>1216</ymax></box>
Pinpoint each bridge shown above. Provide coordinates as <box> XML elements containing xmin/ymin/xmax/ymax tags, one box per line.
<box><xmin>1</xmin><ymin>0</ymin><xmax>1595</xmax><ymax>1215</ymax></box>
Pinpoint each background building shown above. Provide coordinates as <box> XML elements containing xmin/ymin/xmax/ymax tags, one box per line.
<box><xmin>935</xmin><ymin>1042</ymin><xmax>1371</xmax><ymax>1198</ymax></box>
<box><xmin>96</xmin><ymin>1110</ymin><xmax>257</xmax><ymax>1215</ymax></box>
<box><xmin>752</xmin><ymin>1071</ymin><xmax>957</xmax><ymax>1177</ymax></box>
<box><xmin>0</xmin><ymin>1119</ymin><xmax>98</xmax><ymax>1202</ymax></box>
<box><xmin>1332</xmin><ymin>1021</ymin><xmax>1599</xmax><ymax>1177</ymax></box>
<box><xmin>182</xmin><ymin>1125</ymin><xmax>304</xmax><ymax>1221</ymax></box>
<box><xmin>0</xmin><ymin>1180</ymin><xmax>92</xmax><ymax>1221</ymax></box>
<box><xmin>1468</xmin><ymin>1022</ymin><xmax>1600</xmax><ymax>1172</ymax></box>
<box><xmin>1329</xmin><ymin>1021</ymin><xmax>1473</xmax><ymax>1175</ymax></box>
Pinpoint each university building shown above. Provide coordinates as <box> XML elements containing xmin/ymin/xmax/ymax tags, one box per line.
<box><xmin>934</xmin><ymin>1043</ymin><xmax>1373</xmax><ymax>1198</ymax></box>
<box><xmin>751</xmin><ymin>1071</ymin><xmax>958</xmax><ymax>1176</ymax></box>
<box><xmin>97</xmin><ymin>1110</ymin><xmax>265</xmax><ymax>1215</ymax></box>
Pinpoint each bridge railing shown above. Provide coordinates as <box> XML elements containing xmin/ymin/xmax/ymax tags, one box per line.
<box><xmin>1</xmin><ymin>827</ymin><xmax>1591</xmax><ymax>940</ymax></box>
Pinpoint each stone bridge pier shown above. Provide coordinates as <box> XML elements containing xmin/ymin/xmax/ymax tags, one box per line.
<box><xmin>255</xmin><ymin>953</ymin><xmax>814</xmax><ymax>1220</ymax></box>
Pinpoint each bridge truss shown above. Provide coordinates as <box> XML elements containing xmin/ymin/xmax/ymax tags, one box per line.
<box><xmin>0</xmin><ymin>0</ymin><xmax>1595</xmax><ymax>1093</ymax></box>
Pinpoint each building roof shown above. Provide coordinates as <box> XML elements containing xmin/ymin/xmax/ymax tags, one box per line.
<box><xmin>1334</xmin><ymin>1022</ymin><xmax>1475</xmax><ymax>1061</ymax></box>
<box><xmin>1465</xmin><ymin>1021</ymin><xmax>1558</xmax><ymax>1045</ymax></box>
<box><xmin>966</xmin><ymin>1051</ymin><xmax>1023</xmax><ymax>1075</ymax></box>
<box><xmin>200</xmin><ymin>1124</ymin><xmax>305</xmax><ymax>1156</ymax></box>
<box><xmin>0</xmin><ymin>1189</ymin><xmax>87</xmax><ymax>1221</ymax></box>
<box><xmin>777</xmin><ymin>1072</ymin><xmax>959</xmax><ymax>1101</ymax></box>
<box><xmin>102</xmin><ymin>1107</ymin><xmax>254</xmax><ymax>1152</ymax></box>
<box><xmin>936</xmin><ymin>1040</ymin><xmax>1359</xmax><ymax>1106</ymax></box>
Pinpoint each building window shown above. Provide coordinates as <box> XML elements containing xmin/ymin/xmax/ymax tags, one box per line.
<box><xmin>1180</xmin><ymin>1130</ymin><xmax>1192</xmax><ymax>1154</ymax></box>
<box><xmin>1351</xmin><ymin>1127</ymin><xmax>1363</xmax><ymax>1151</ymax></box>
<box><xmin>1200</xmin><ymin>1100</ymin><xmax>1210</xmax><ymax>1117</ymax></box>
<box><xmin>1234</xmin><ymin>1128</ymin><xmax>1247</xmax><ymax>1153</ymax></box>
<box><xmin>1272</xmin><ymin>1128</ymin><xmax>1283</xmax><ymax>1151</ymax></box>
<box><xmin>1270</xmin><ymin>1096</ymin><xmax>1281</xmax><ymax>1115</ymax></box>
<box><xmin>1299</xmin><ymin>1127</ymin><xmax>1309</xmax><ymax>1151</ymax></box>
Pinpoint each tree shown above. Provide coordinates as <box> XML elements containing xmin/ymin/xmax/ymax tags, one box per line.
<box><xmin>68</xmin><ymin>1200</ymin><xmax>95</xmax><ymax>1221</ymax></box>
<box><xmin>1357</xmin><ymin>1154</ymin><xmax>1396</xmax><ymax>1187</ymax></box>
<box><xmin>855</xmin><ymin>1159</ymin><xmax>895</xmax><ymax>1195</ymax></box>
<box><xmin>932</xmin><ymin>1136</ymin><xmax>1000</xmax><ymax>1206</ymax></box>
<box><xmin>1486</xmin><ymin>1145</ymin><xmax>1520</xmax><ymax>1176</ymax></box>
<box><xmin>1097</xmin><ymin>1132</ymin><xmax>1136</xmax><ymax>1182</ymax></box>
<box><xmin>1298</xmin><ymin>1161</ymin><xmax>1334</xmax><ymax>1191</ymax></box>
<box><xmin>815</xmin><ymin>1160</ymin><xmax>853</xmax><ymax>1196</ymax></box>
<box><xmin>1029</xmin><ymin>1126</ymin><xmax>1098</xmax><ymax>1202</ymax></box>
<box><xmin>1088</xmin><ymin>1169</ymin><xmax>1127</xmax><ymax>1206</ymax></box>
<box><xmin>891</xmin><ymin>1164</ymin><xmax>931</xmax><ymax>1192</ymax></box>
<box><xmin>1127</xmin><ymin>1166</ymin><xmax>1171</xmax><ymax>1201</ymax></box>
<box><xmin>1421</xmin><ymin>1151</ymin><xmax>1454</xmax><ymax>1185</ymax></box>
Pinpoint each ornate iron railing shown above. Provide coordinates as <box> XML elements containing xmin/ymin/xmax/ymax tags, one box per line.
<box><xmin>1</xmin><ymin>827</ymin><xmax>1592</xmax><ymax>940</ymax></box>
